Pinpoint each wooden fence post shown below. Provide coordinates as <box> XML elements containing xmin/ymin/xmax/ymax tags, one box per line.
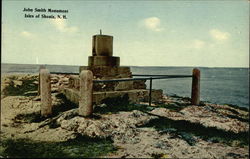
<box><xmin>191</xmin><ymin>68</ymin><xmax>200</xmax><ymax>105</ymax></box>
<box><xmin>40</xmin><ymin>69</ymin><xmax>52</xmax><ymax>117</ymax></box>
<box><xmin>79</xmin><ymin>70</ymin><xmax>93</xmax><ymax>117</ymax></box>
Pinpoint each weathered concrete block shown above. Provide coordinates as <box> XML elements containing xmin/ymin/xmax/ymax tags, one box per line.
<box><xmin>92</xmin><ymin>35</ymin><xmax>113</xmax><ymax>56</ymax></box>
<box><xmin>40</xmin><ymin>69</ymin><xmax>52</xmax><ymax>117</ymax></box>
<box><xmin>79</xmin><ymin>70</ymin><xmax>93</xmax><ymax>117</ymax></box>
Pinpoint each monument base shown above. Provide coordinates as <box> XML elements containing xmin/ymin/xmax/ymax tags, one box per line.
<box><xmin>62</xmin><ymin>87</ymin><xmax>163</xmax><ymax>105</ymax></box>
<box><xmin>79</xmin><ymin>66</ymin><xmax>132</xmax><ymax>79</ymax></box>
<box><xmin>69</xmin><ymin>75</ymin><xmax>146</xmax><ymax>91</ymax></box>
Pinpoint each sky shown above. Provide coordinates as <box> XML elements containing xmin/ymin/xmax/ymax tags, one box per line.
<box><xmin>2</xmin><ymin>0</ymin><xmax>249</xmax><ymax>67</ymax></box>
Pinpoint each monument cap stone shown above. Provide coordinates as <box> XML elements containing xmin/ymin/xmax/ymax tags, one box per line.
<box><xmin>92</xmin><ymin>35</ymin><xmax>113</xmax><ymax>56</ymax></box>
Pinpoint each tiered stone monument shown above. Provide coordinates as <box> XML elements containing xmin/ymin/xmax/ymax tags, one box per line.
<box><xmin>62</xmin><ymin>33</ymin><xmax>163</xmax><ymax>105</ymax></box>
<box><xmin>80</xmin><ymin>34</ymin><xmax>131</xmax><ymax>79</ymax></box>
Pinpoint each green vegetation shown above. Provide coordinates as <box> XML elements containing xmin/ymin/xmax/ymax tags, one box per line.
<box><xmin>0</xmin><ymin>135</ymin><xmax>117</xmax><ymax>158</ymax></box>
<box><xmin>3</xmin><ymin>76</ymin><xmax>38</xmax><ymax>96</ymax></box>
<box><xmin>141</xmin><ymin>116</ymin><xmax>249</xmax><ymax>147</ymax></box>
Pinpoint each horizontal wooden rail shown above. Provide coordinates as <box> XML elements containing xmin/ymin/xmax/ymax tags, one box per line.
<box><xmin>93</xmin><ymin>75</ymin><xmax>192</xmax><ymax>83</ymax></box>
<box><xmin>132</xmin><ymin>74</ymin><xmax>192</xmax><ymax>77</ymax></box>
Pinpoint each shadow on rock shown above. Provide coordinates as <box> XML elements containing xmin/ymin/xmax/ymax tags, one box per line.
<box><xmin>13</xmin><ymin>93</ymin><xmax>78</xmax><ymax>127</ymax></box>
<box><xmin>141</xmin><ymin>116</ymin><xmax>249</xmax><ymax>147</ymax></box>
<box><xmin>3</xmin><ymin>76</ymin><xmax>38</xmax><ymax>97</ymax></box>
<box><xmin>94</xmin><ymin>94</ymin><xmax>152</xmax><ymax>114</ymax></box>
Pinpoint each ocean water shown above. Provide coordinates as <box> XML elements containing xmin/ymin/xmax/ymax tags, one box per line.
<box><xmin>131</xmin><ymin>66</ymin><xmax>249</xmax><ymax>108</ymax></box>
<box><xmin>1</xmin><ymin>63</ymin><xmax>249</xmax><ymax>108</ymax></box>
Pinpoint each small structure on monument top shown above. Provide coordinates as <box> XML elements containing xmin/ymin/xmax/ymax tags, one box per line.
<box><xmin>62</xmin><ymin>32</ymin><xmax>163</xmax><ymax>105</ymax></box>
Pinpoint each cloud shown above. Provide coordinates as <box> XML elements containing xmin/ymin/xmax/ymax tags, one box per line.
<box><xmin>188</xmin><ymin>39</ymin><xmax>206</xmax><ymax>49</ymax></box>
<box><xmin>141</xmin><ymin>17</ymin><xmax>164</xmax><ymax>32</ymax></box>
<box><xmin>210</xmin><ymin>29</ymin><xmax>230</xmax><ymax>41</ymax></box>
<box><xmin>20</xmin><ymin>31</ymin><xmax>35</xmax><ymax>38</ymax></box>
<box><xmin>50</xmin><ymin>19</ymin><xmax>78</xmax><ymax>33</ymax></box>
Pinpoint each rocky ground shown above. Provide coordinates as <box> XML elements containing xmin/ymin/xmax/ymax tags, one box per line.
<box><xmin>0</xmin><ymin>74</ymin><xmax>249</xmax><ymax>158</ymax></box>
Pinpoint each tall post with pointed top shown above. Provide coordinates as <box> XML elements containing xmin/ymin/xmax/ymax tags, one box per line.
<box><xmin>79</xmin><ymin>70</ymin><xmax>93</xmax><ymax>117</ymax></box>
<box><xmin>191</xmin><ymin>68</ymin><xmax>200</xmax><ymax>105</ymax></box>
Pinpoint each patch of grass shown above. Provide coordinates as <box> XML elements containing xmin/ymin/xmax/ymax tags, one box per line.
<box><xmin>141</xmin><ymin>116</ymin><xmax>249</xmax><ymax>147</ymax></box>
<box><xmin>3</xmin><ymin>76</ymin><xmax>38</xmax><ymax>96</ymax></box>
<box><xmin>0</xmin><ymin>135</ymin><xmax>117</xmax><ymax>158</ymax></box>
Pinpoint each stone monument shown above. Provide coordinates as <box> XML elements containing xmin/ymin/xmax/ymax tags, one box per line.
<box><xmin>79</xmin><ymin>34</ymin><xmax>132</xmax><ymax>79</ymax></box>
<box><xmin>62</xmin><ymin>33</ymin><xmax>163</xmax><ymax>105</ymax></box>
